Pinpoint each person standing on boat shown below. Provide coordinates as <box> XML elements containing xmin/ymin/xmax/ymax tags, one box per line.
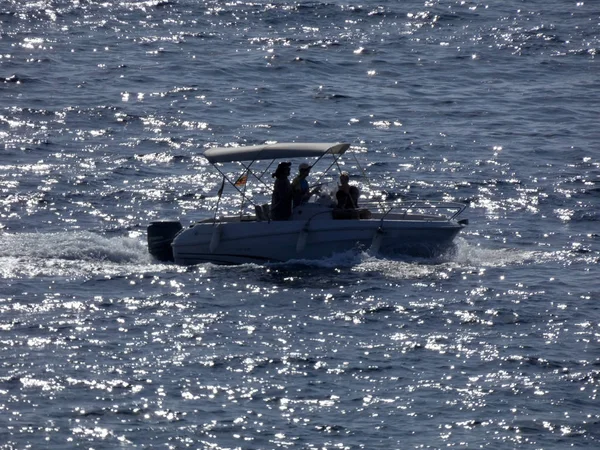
<box><xmin>271</xmin><ymin>161</ymin><xmax>293</xmax><ymax>220</ymax></box>
<box><xmin>336</xmin><ymin>171</ymin><xmax>360</xmax><ymax>209</ymax></box>
<box><xmin>291</xmin><ymin>162</ymin><xmax>313</xmax><ymax>208</ymax></box>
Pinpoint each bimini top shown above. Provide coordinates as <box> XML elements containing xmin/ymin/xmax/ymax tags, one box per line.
<box><xmin>204</xmin><ymin>142</ymin><xmax>350</xmax><ymax>164</ymax></box>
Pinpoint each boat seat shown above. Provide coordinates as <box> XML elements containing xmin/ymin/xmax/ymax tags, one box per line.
<box><xmin>255</xmin><ymin>205</ymin><xmax>265</xmax><ymax>221</ymax></box>
<box><xmin>333</xmin><ymin>209</ymin><xmax>360</xmax><ymax>220</ymax></box>
<box><xmin>254</xmin><ymin>204</ymin><xmax>271</xmax><ymax>222</ymax></box>
<box><xmin>261</xmin><ymin>204</ymin><xmax>271</xmax><ymax>222</ymax></box>
<box><xmin>332</xmin><ymin>208</ymin><xmax>372</xmax><ymax>220</ymax></box>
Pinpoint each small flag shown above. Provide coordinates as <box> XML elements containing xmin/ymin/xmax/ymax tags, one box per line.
<box><xmin>217</xmin><ymin>177</ymin><xmax>225</xmax><ymax>197</ymax></box>
<box><xmin>234</xmin><ymin>174</ymin><xmax>248</xmax><ymax>187</ymax></box>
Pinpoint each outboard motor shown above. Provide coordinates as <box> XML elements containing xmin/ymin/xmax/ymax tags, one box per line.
<box><xmin>147</xmin><ymin>220</ymin><xmax>183</xmax><ymax>262</ymax></box>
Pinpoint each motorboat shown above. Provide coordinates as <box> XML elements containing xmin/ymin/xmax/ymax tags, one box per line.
<box><xmin>147</xmin><ymin>142</ymin><xmax>468</xmax><ymax>265</ymax></box>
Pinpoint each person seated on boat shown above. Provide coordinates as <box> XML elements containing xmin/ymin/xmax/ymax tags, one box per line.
<box><xmin>336</xmin><ymin>172</ymin><xmax>360</xmax><ymax>209</ymax></box>
<box><xmin>270</xmin><ymin>161</ymin><xmax>293</xmax><ymax>220</ymax></box>
<box><xmin>334</xmin><ymin>172</ymin><xmax>372</xmax><ymax>219</ymax></box>
<box><xmin>291</xmin><ymin>162</ymin><xmax>317</xmax><ymax>208</ymax></box>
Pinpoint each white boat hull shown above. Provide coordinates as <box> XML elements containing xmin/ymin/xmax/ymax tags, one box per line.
<box><xmin>171</xmin><ymin>217</ymin><xmax>463</xmax><ymax>265</ymax></box>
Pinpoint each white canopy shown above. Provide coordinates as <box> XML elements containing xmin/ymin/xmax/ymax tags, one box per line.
<box><xmin>203</xmin><ymin>142</ymin><xmax>350</xmax><ymax>164</ymax></box>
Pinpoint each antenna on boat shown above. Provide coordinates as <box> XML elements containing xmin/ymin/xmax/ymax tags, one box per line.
<box><xmin>350</xmin><ymin>151</ymin><xmax>386</xmax><ymax>211</ymax></box>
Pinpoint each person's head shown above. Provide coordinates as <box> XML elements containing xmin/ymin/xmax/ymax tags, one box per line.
<box><xmin>339</xmin><ymin>171</ymin><xmax>350</xmax><ymax>185</ymax></box>
<box><xmin>273</xmin><ymin>161</ymin><xmax>291</xmax><ymax>178</ymax></box>
<box><xmin>298</xmin><ymin>162</ymin><xmax>311</xmax><ymax>177</ymax></box>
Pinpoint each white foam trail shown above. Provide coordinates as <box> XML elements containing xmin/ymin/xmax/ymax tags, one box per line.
<box><xmin>265</xmin><ymin>238</ymin><xmax>541</xmax><ymax>274</ymax></box>
<box><xmin>274</xmin><ymin>249</ymin><xmax>367</xmax><ymax>269</ymax></box>
<box><xmin>0</xmin><ymin>231</ymin><xmax>158</xmax><ymax>279</ymax></box>
<box><xmin>265</xmin><ymin>250</ymin><xmax>441</xmax><ymax>280</ymax></box>
<box><xmin>450</xmin><ymin>237</ymin><xmax>539</xmax><ymax>268</ymax></box>
<box><xmin>0</xmin><ymin>231</ymin><xmax>150</xmax><ymax>263</ymax></box>
<box><xmin>278</xmin><ymin>238</ymin><xmax>565</xmax><ymax>280</ymax></box>
<box><xmin>353</xmin><ymin>256</ymin><xmax>440</xmax><ymax>279</ymax></box>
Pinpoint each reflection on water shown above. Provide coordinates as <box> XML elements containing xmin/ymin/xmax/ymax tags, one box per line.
<box><xmin>1</xmin><ymin>0</ymin><xmax>599</xmax><ymax>447</ymax></box>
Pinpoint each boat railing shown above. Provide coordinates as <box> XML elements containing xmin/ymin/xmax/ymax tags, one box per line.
<box><xmin>362</xmin><ymin>200</ymin><xmax>467</xmax><ymax>221</ymax></box>
<box><xmin>197</xmin><ymin>200</ymin><xmax>467</xmax><ymax>225</ymax></box>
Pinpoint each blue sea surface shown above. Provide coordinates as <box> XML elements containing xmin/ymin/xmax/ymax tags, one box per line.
<box><xmin>1</xmin><ymin>0</ymin><xmax>599</xmax><ymax>448</ymax></box>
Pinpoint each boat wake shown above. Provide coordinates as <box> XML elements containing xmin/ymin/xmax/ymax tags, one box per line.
<box><xmin>238</xmin><ymin>237</ymin><xmax>582</xmax><ymax>281</ymax></box>
<box><xmin>2</xmin><ymin>230</ymin><xmax>590</xmax><ymax>282</ymax></box>
<box><xmin>0</xmin><ymin>231</ymin><xmax>153</xmax><ymax>279</ymax></box>
<box><xmin>449</xmin><ymin>238</ymin><xmax>540</xmax><ymax>268</ymax></box>
<box><xmin>0</xmin><ymin>231</ymin><xmax>150</xmax><ymax>263</ymax></box>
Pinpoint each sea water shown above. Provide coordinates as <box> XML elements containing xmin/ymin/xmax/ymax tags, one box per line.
<box><xmin>1</xmin><ymin>0</ymin><xmax>599</xmax><ymax>448</ymax></box>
